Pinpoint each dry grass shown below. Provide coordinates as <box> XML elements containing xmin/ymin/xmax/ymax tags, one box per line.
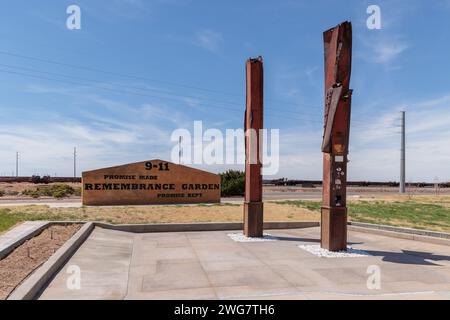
<box><xmin>0</xmin><ymin>202</ymin><xmax>319</xmax><ymax>229</ymax></box>
<box><xmin>275</xmin><ymin>199</ymin><xmax>450</xmax><ymax>233</ymax></box>
<box><xmin>2</xmin><ymin>195</ymin><xmax>450</xmax><ymax>233</ymax></box>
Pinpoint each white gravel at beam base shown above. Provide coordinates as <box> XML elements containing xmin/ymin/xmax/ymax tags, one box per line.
<box><xmin>298</xmin><ymin>245</ymin><xmax>372</xmax><ymax>258</ymax></box>
<box><xmin>227</xmin><ymin>232</ymin><xmax>279</xmax><ymax>242</ymax></box>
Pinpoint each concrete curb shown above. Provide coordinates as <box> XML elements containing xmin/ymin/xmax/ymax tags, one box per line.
<box><xmin>349</xmin><ymin>221</ymin><xmax>450</xmax><ymax>239</ymax></box>
<box><xmin>93</xmin><ymin>221</ymin><xmax>320</xmax><ymax>233</ymax></box>
<box><xmin>0</xmin><ymin>221</ymin><xmax>49</xmax><ymax>260</ymax></box>
<box><xmin>0</xmin><ymin>221</ymin><xmax>86</xmax><ymax>260</ymax></box>
<box><xmin>348</xmin><ymin>225</ymin><xmax>450</xmax><ymax>246</ymax></box>
<box><xmin>7</xmin><ymin>222</ymin><xmax>94</xmax><ymax>300</ymax></box>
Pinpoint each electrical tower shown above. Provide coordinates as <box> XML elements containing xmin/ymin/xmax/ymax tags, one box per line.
<box><xmin>400</xmin><ymin>111</ymin><xmax>406</xmax><ymax>194</ymax></box>
<box><xmin>15</xmin><ymin>152</ymin><xmax>19</xmax><ymax>177</ymax></box>
<box><xmin>73</xmin><ymin>147</ymin><xmax>77</xmax><ymax>178</ymax></box>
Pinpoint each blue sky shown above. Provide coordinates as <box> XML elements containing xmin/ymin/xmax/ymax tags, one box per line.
<box><xmin>0</xmin><ymin>0</ymin><xmax>450</xmax><ymax>182</ymax></box>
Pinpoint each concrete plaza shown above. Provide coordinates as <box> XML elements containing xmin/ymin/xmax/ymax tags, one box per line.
<box><xmin>39</xmin><ymin>227</ymin><xmax>450</xmax><ymax>300</ymax></box>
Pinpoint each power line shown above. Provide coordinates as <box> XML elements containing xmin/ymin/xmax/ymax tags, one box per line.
<box><xmin>0</xmin><ymin>61</ymin><xmax>332</xmax><ymax>119</ymax></box>
<box><xmin>0</xmin><ymin>68</ymin><xmax>372</xmax><ymax>127</ymax></box>
<box><xmin>0</xmin><ymin>50</ymin><xmax>241</xmax><ymax>96</ymax></box>
<box><xmin>0</xmin><ymin>62</ymin><xmax>244</xmax><ymax>107</ymax></box>
<box><xmin>0</xmin><ymin>49</ymin><xmax>334</xmax><ymax>112</ymax></box>
<box><xmin>0</xmin><ymin>50</ymin><xmax>376</xmax><ymax>126</ymax></box>
<box><xmin>0</xmin><ymin>68</ymin><xmax>329</xmax><ymax>123</ymax></box>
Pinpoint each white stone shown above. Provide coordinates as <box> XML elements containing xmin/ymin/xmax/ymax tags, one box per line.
<box><xmin>227</xmin><ymin>232</ymin><xmax>278</xmax><ymax>242</ymax></box>
<box><xmin>298</xmin><ymin>244</ymin><xmax>372</xmax><ymax>258</ymax></box>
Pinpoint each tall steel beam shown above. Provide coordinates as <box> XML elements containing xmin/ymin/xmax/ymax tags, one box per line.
<box><xmin>321</xmin><ymin>22</ymin><xmax>353</xmax><ymax>251</ymax></box>
<box><xmin>243</xmin><ymin>56</ymin><xmax>264</xmax><ymax>238</ymax></box>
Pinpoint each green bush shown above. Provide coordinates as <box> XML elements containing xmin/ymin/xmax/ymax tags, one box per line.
<box><xmin>219</xmin><ymin>170</ymin><xmax>245</xmax><ymax>197</ymax></box>
<box><xmin>52</xmin><ymin>189</ymin><xmax>67</xmax><ymax>199</ymax></box>
<box><xmin>27</xmin><ymin>190</ymin><xmax>41</xmax><ymax>198</ymax></box>
<box><xmin>22</xmin><ymin>184</ymin><xmax>76</xmax><ymax>199</ymax></box>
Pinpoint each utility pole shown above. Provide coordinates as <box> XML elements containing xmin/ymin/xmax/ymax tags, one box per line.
<box><xmin>15</xmin><ymin>152</ymin><xmax>19</xmax><ymax>177</ymax></box>
<box><xmin>434</xmin><ymin>177</ymin><xmax>440</xmax><ymax>196</ymax></box>
<box><xmin>73</xmin><ymin>147</ymin><xmax>77</xmax><ymax>178</ymax></box>
<box><xmin>178</xmin><ymin>137</ymin><xmax>182</xmax><ymax>164</ymax></box>
<box><xmin>400</xmin><ymin>111</ymin><xmax>406</xmax><ymax>194</ymax></box>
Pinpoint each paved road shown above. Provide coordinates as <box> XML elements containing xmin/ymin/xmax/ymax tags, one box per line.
<box><xmin>224</xmin><ymin>191</ymin><xmax>402</xmax><ymax>202</ymax></box>
<box><xmin>0</xmin><ymin>186</ymin><xmax>446</xmax><ymax>207</ymax></box>
<box><xmin>0</xmin><ymin>191</ymin><xmax>403</xmax><ymax>207</ymax></box>
<box><xmin>0</xmin><ymin>198</ymin><xmax>82</xmax><ymax>208</ymax></box>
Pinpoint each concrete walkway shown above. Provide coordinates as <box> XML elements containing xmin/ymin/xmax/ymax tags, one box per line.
<box><xmin>39</xmin><ymin>227</ymin><xmax>450</xmax><ymax>300</ymax></box>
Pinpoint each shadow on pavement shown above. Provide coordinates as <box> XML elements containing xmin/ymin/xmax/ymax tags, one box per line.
<box><xmin>365</xmin><ymin>249</ymin><xmax>450</xmax><ymax>266</ymax></box>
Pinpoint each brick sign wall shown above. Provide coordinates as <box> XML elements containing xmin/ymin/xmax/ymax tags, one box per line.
<box><xmin>82</xmin><ymin>159</ymin><xmax>221</xmax><ymax>206</ymax></box>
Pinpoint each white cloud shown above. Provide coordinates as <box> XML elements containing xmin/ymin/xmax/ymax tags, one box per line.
<box><xmin>0</xmin><ymin>120</ymin><xmax>172</xmax><ymax>176</ymax></box>
<box><xmin>0</xmin><ymin>82</ymin><xmax>193</xmax><ymax>176</ymax></box>
<box><xmin>373</xmin><ymin>41</ymin><xmax>410</xmax><ymax>64</ymax></box>
<box><xmin>347</xmin><ymin>93</ymin><xmax>450</xmax><ymax>182</ymax></box>
<box><xmin>5</xmin><ymin>80</ymin><xmax>450</xmax><ymax>182</ymax></box>
<box><xmin>357</xmin><ymin>30</ymin><xmax>410</xmax><ymax>66</ymax></box>
<box><xmin>193</xmin><ymin>29</ymin><xmax>223</xmax><ymax>53</ymax></box>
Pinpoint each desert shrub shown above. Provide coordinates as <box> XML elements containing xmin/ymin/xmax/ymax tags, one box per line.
<box><xmin>22</xmin><ymin>184</ymin><xmax>76</xmax><ymax>199</ymax></box>
<box><xmin>48</xmin><ymin>184</ymin><xmax>76</xmax><ymax>198</ymax></box>
<box><xmin>22</xmin><ymin>189</ymin><xmax>40</xmax><ymax>198</ymax></box>
<box><xmin>0</xmin><ymin>190</ymin><xmax>4</xmax><ymax>197</ymax></box>
<box><xmin>52</xmin><ymin>189</ymin><xmax>67</xmax><ymax>198</ymax></box>
<box><xmin>220</xmin><ymin>170</ymin><xmax>245</xmax><ymax>197</ymax></box>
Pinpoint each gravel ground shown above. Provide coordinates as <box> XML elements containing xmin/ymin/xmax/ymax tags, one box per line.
<box><xmin>0</xmin><ymin>224</ymin><xmax>81</xmax><ymax>300</ymax></box>
<box><xmin>227</xmin><ymin>232</ymin><xmax>279</xmax><ymax>242</ymax></box>
<box><xmin>298</xmin><ymin>244</ymin><xmax>372</xmax><ymax>258</ymax></box>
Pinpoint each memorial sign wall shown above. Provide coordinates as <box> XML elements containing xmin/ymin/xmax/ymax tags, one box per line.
<box><xmin>82</xmin><ymin>159</ymin><xmax>221</xmax><ymax>206</ymax></box>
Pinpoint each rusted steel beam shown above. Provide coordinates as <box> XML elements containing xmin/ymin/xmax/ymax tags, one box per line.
<box><xmin>243</xmin><ymin>56</ymin><xmax>264</xmax><ymax>237</ymax></box>
<box><xmin>321</xmin><ymin>22</ymin><xmax>353</xmax><ymax>251</ymax></box>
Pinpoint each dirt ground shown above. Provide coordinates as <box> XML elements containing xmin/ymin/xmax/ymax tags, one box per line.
<box><xmin>0</xmin><ymin>182</ymin><xmax>81</xmax><ymax>199</ymax></box>
<box><xmin>0</xmin><ymin>182</ymin><xmax>80</xmax><ymax>193</ymax></box>
<box><xmin>0</xmin><ymin>224</ymin><xmax>81</xmax><ymax>300</ymax></box>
